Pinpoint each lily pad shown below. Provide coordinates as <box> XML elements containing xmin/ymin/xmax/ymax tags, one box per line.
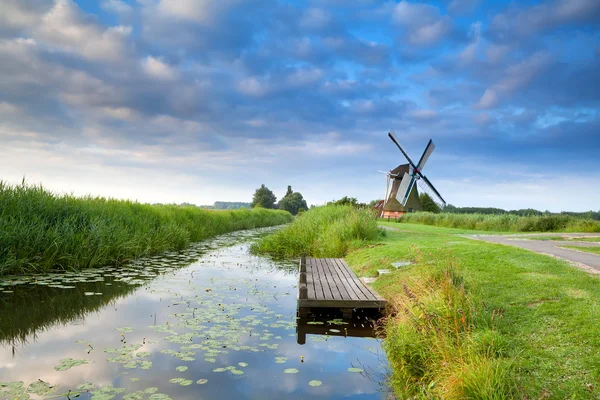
<box><xmin>238</xmin><ymin>362</ymin><xmax>248</xmax><ymax>367</ymax></box>
<box><xmin>175</xmin><ymin>366</ymin><xmax>188</xmax><ymax>372</ymax></box>
<box><xmin>196</xmin><ymin>379</ymin><xmax>208</xmax><ymax>385</ymax></box>
<box><xmin>283</xmin><ymin>368</ymin><xmax>299</xmax><ymax>374</ymax></box>
<box><xmin>54</xmin><ymin>358</ymin><xmax>89</xmax><ymax>371</ymax></box>
<box><xmin>308</xmin><ymin>380</ymin><xmax>322</xmax><ymax>387</ymax></box>
<box><xmin>348</xmin><ymin>367</ymin><xmax>364</xmax><ymax>373</ymax></box>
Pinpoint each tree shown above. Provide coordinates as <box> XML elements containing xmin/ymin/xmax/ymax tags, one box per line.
<box><xmin>328</xmin><ymin>196</ymin><xmax>368</xmax><ymax>209</ymax></box>
<box><xmin>251</xmin><ymin>184</ymin><xmax>277</xmax><ymax>209</ymax></box>
<box><xmin>278</xmin><ymin>186</ymin><xmax>308</xmax><ymax>215</ymax></box>
<box><xmin>419</xmin><ymin>193</ymin><xmax>441</xmax><ymax>213</ymax></box>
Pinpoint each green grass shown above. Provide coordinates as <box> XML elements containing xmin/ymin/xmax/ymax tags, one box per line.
<box><xmin>345</xmin><ymin>224</ymin><xmax>600</xmax><ymax>399</ymax></box>
<box><xmin>562</xmin><ymin>246</ymin><xmax>600</xmax><ymax>255</ymax></box>
<box><xmin>0</xmin><ymin>181</ymin><xmax>292</xmax><ymax>275</ymax></box>
<box><xmin>396</xmin><ymin>212</ymin><xmax>600</xmax><ymax>232</ymax></box>
<box><xmin>251</xmin><ymin>205</ymin><xmax>381</xmax><ymax>258</ymax></box>
<box><xmin>519</xmin><ymin>235</ymin><xmax>600</xmax><ymax>242</ymax></box>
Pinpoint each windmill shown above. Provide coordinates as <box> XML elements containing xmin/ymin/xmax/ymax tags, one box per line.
<box><xmin>379</xmin><ymin>131</ymin><xmax>446</xmax><ymax>218</ymax></box>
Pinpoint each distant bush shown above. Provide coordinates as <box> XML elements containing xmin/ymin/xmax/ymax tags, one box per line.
<box><xmin>251</xmin><ymin>204</ymin><xmax>382</xmax><ymax>258</ymax></box>
<box><xmin>0</xmin><ymin>181</ymin><xmax>293</xmax><ymax>275</ymax></box>
<box><xmin>398</xmin><ymin>212</ymin><xmax>600</xmax><ymax>232</ymax></box>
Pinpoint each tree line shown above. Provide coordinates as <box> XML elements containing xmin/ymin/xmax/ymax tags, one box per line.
<box><xmin>250</xmin><ymin>184</ymin><xmax>308</xmax><ymax>215</ymax></box>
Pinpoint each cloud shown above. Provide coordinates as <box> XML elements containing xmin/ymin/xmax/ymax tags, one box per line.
<box><xmin>141</xmin><ymin>56</ymin><xmax>178</xmax><ymax>80</ymax></box>
<box><xmin>392</xmin><ymin>1</ymin><xmax>453</xmax><ymax>45</ymax></box>
<box><xmin>490</xmin><ymin>0</ymin><xmax>600</xmax><ymax>40</ymax></box>
<box><xmin>476</xmin><ymin>52</ymin><xmax>552</xmax><ymax>108</ymax></box>
<box><xmin>458</xmin><ymin>21</ymin><xmax>482</xmax><ymax>64</ymax></box>
<box><xmin>101</xmin><ymin>0</ymin><xmax>133</xmax><ymax>16</ymax></box>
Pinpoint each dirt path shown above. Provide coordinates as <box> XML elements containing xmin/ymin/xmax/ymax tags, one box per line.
<box><xmin>467</xmin><ymin>235</ymin><xmax>600</xmax><ymax>274</ymax></box>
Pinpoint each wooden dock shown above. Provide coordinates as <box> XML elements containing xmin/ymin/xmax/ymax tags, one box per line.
<box><xmin>297</xmin><ymin>255</ymin><xmax>387</xmax><ymax>317</ymax></box>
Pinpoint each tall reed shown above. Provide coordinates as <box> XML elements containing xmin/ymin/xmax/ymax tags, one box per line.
<box><xmin>398</xmin><ymin>212</ymin><xmax>600</xmax><ymax>232</ymax></box>
<box><xmin>251</xmin><ymin>205</ymin><xmax>381</xmax><ymax>258</ymax></box>
<box><xmin>382</xmin><ymin>248</ymin><xmax>516</xmax><ymax>399</ymax></box>
<box><xmin>0</xmin><ymin>181</ymin><xmax>292</xmax><ymax>275</ymax></box>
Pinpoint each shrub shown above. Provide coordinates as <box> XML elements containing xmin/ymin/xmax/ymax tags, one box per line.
<box><xmin>251</xmin><ymin>204</ymin><xmax>382</xmax><ymax>258</ymax></box>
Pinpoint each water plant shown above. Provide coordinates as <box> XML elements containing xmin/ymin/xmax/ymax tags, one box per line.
<box><xmin>0</xmin><ymin>181</ymin><xmax>293</xmax><ymax>275</ymax></box>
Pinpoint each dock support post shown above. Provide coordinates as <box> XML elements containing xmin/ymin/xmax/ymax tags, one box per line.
<box><xmin>299</xmin><ymin>253</ymin><xmax>308</xmax><ymax>299</ymax></box>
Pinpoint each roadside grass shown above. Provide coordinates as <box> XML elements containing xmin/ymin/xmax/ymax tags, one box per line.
<box><xmin>251</xmin><ymin>205</ymin><xmax>381</xmax><ymax>258</ymax></box>
<box><xmin>562</xmin><ymin>246</ymin><xmax>600</xmax><ymax>255</ymax></box>
<box><xmin>519</xmin><ymin>236</ymin><xmax>600</xmax><ymax>242</ymax></box>
<box><xmin>396</xmin><ymin>212</ymin><xmax>600</xmax><ymax>233</ymax></box>
<box><xmin>0</xmin><ymin>182</ymin><xmax>292</xmax><ymax>275</ymax></box>
<box><xmin>345</xmin><ymin>224</ymin><xmax>600</xmax><ymax>399</ymax></box>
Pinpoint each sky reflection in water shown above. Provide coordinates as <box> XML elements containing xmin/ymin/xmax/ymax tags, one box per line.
<box><xmin>0</xmin><ymin>228</ymin><xmax>388</xmax><ymax>399</ymax></box>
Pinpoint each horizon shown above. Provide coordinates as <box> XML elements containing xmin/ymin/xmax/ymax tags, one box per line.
<box><xmin>1</xmin><ymin>0</ymin><xmax>599</xmax><ymax>212</ymax></box>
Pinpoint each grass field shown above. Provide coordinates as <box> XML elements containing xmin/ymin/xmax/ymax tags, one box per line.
<box><xmin>562</xmin><ymin>246</ymin><xmax>600</xmax><ymax>255</ymax></box>
<box><xmin>0</xmin><ymin>182</ymin><xmax>292</xmax><ymax>275</ymax></box>
<box><xmin>346</xmin><ymin>222</ymin><xmax>600</xmax><ymax>399</ymax></box>
<box><xmin>523</xmin><ymin>236</ymin><xmax>600</xmax><ymax>242</ymax></box>
<box><xmin>251</xmin><ymin>204</ymin><xmax>381</xmax><ymax>258</ymax></box>
<box><xmin>395</xmin><ymin>212</ymin><xmax>600</xmax><ymax>232</ymax></box>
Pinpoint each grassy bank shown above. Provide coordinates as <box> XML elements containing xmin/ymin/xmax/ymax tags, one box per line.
<box><xmin>347</xmin><ymin>223</ymin><xmax>600</xmax><ymax>399</ymax></box>
<box><xmin>0</xmin><ymin>182</ymin><xmax>292</xmax><ymax>275</ymax></box>
<box><xmin>251</xmin><ymin>205</ymin><xmax>380</xmax><ymax>258</ymax></box>
<box><xmin>395</xmin><ymin>212</ymin><xmax>600</xmax><ymax>232</ymax></box>
<box><xmin>563</xmin><ymin>246</ymin><xmax>600</xmax><ymax>255</ymax></box>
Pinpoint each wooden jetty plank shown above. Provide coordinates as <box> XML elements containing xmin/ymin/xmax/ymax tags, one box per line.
<box><xmin>304</xmin><ymin>259</ymin><xmax>317</xmax><ymax>300</ymax></box>
<box><xmin>315</xmin><ymin>258</ymin><xmax>335</xmax><ymax>301</ymax></box>
<box><xmin>332</xmin><ymin>258</ymin><xmax>370</xmax><ymax>301</ymax></box>
<box><xmin>306</xmin><ymin>258</ymin><xmax>325</xmax><ymax>300</ymax></box>
<box><xmin>298</xmin><ymin>257</ymin><xmax>387</xmax><ymax>309</ymax></box>
<box><xmin>324</xmin><ymin>258</ymin><xmax>352</xmax><ymax>300</ymax></box>
<box><xmin>321</xmin><ymin>258</ymin><xmax>345</xmax><ymax>300</ymax></box>
<box><xmin>336</xmin><ymin>259</ymin><xmax>384</xmax><ymax>301</ymax></box>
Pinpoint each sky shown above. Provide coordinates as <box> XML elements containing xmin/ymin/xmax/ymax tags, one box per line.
<box><xmin>1</xmin><ymin>0</ymin><xmax>599</xmax><ymax>211</ymax></box>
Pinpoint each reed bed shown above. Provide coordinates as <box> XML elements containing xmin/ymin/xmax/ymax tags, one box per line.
<box><xmin>251</xmin><ymin>205</ymin><xmax>381</xmax><ymax>258</ymax></box>
<box><xmin>398</xmin><ymin>212</ymin><xmax>600</xmax><ymax>232</ymax></box>
<box><xmin>379</xmin><ymin>249</ymin><xmax>516</xmax><ymax>399</ymax></box>
<box><xmin>0</xmin><ymin>182</ymin><xmax>292</xmax><ymax>275</ymax></box>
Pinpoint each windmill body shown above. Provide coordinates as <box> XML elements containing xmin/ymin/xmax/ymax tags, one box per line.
<box><xmin>380</xmin><ymin>164</ymin><xmax>422</xmax><ymax>218</ymax></box>
<box><xmin>379</xmin><ymin>131</ymin><xmax>446</xmax><ymax>219</ymax></box>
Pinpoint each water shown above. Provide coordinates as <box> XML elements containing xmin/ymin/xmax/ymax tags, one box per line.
<box><xmin>0</xmin><ymin>228</ymin><xmax>388</xmax><ymax>399</ymax></box>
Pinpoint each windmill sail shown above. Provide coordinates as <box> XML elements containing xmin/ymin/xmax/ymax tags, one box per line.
<box><xmin>395</xmin><ymin>173</ymin><xmax>416</xmax><ymax>205</ymax></box>
<box><xmin>416</xmin><ymin>140</ymin><xmax>435</xmax><ymax>171</ymax></box>
<box><xmin>417</xmin><ymin>177</ymin><xmax>446</xmax><ymax>209</ymax></box>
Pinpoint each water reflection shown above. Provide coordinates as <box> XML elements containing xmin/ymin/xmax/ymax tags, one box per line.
<box><xmin>0</xmin><ymin>228</ymin><xmax>388</xmax><ymax>399</ymax></box>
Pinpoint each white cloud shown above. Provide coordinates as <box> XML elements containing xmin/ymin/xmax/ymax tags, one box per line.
<box><xmin>141</xmin><ymin>56</ymin><xmax>178</xmax><ymax>80</ymax></box>
<box><xmin>101</xmin><ymin>0</ymin><xmax>133</xmax><ymax>15</ymax></box>
<box><xmin>36</xmin><ymin>0</ymin><xmax>132</xmax><ymax>62</ymax></box>
<box><xmin>238</xmin><ymin>77</ymin><xmax>269</xmax><ymax>96</ymax></box>
<box><xmin>298</xmin><ymin>8</ymin><xmax>332</xmax><ymax>30</ymax></box>
<box><xmin>458</xmin><ymin>21</ymin><xmax>482</xmax><ymax>65</ymax></box>
<box><xmin>490</xmin><ymin>0</ymin><xmax>600</xmax><ymax>38</ymax></box>
<box><xmin>393</xmin><ymin>1</ymin><xmax>452</xmax><ymax>45</ymax></box>
<box><xmin>477</xmin><ymin>52</ymin><xmax>551</xmax><ymax>108</ymax></box>
<box><xmin>155</xmin><ymin>0</ymin><xmax>240</xmax><ymax>25</ymax></box>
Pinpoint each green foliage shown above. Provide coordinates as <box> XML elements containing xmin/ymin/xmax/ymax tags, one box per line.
<box><xmin>277</xmin><ymin>186</ymin><xmax>308</xmax><ymax>216</ymax></box>
<box><xmin>327</xmin><ymin>196</ymin><xmax>369</xmax><ymax>209</ymax></box>
<box><xmin>0</xmin><ymin>181</ymin><xmax>293</xmax><ymax>275</ymax></box>
<box><xmin>445</xmin><ymin>204</ymin><xmax>600</xmax><ymax>221</ymax></box>
<box><xmin>419</xmin><ymin>193</ymin><xmax>441</xmax><ymax>213</ymax></box>
<box><xmin>251</xmin><ymin>205</ymin><xmax>381</xmax><ymax>258</ymax></box>
<box><xmin>347</xmin><ymin>223</ymin><xmax>600</xmax><ymax>398</ymax></box>
<box><xmin>212</xmin><ymin>201</ymin><xmax>250</xmax><ymax>210</ymax></box>
<box><xmin>397</xmin><ymin>212</ymin><xmax>600</xmax><ymax>232</ymax></box>
<box><xmin>250</xmin><ymin>184</ymin><xmax>277</xmax><ymax>209</ymax></box>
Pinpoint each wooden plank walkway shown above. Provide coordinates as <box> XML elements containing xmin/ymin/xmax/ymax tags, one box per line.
<box><xmin>298</xmin><ymin>255</ymin><xmax>387</xmax><ymax>310</ymax></box>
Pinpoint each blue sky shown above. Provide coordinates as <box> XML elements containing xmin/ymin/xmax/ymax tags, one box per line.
<box><xmin>1</xmin><ymin>0</ymin><xmax>599</xmax><ymax>211</ymax></box>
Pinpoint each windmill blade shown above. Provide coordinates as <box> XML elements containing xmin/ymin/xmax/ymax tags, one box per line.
<box><xmin>418</xmin><ymin>175</ymin><xmax>446</xmax><ymax>208</ymax></box>
<box><xmin>395</xmin><ymin>172</ymin><xmax>416</xmax><ymax>206</ymax></box>
<box><xmin>388</xmin><ymin>131</ymin><xmax>417</xmax><ymax>169</ymax></box>
<box><xmin>416</xmin><ymin>139</ymin><xmax>435</xmax><ymax>171</ymax></box>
